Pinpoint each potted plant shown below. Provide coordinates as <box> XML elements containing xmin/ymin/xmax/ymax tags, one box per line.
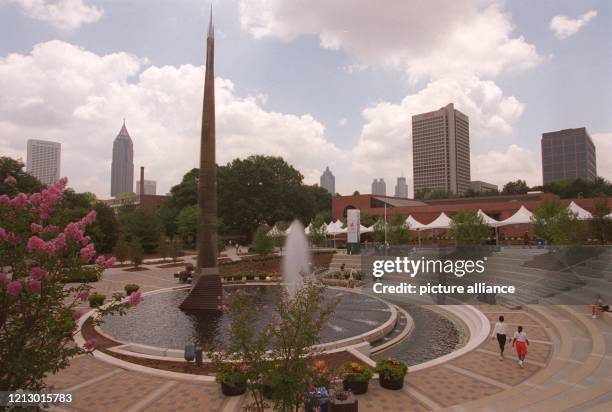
<box><xmin>341</xmin><ymin>361</ymin><xmax>372</xmax><ymax>394</ymax></box>
<box><xmin>88</xmin><ymin>292</ymin><xmax>106</xmax><ymax>308</ymax></box>
<box><xmin>312</xmin><ymin>360</ymin><xmax>333</xmax><ymax>389</ymax></box>
<box><xmin>124</xmin><ymin>283</ymin><xmax>139</xmax><ymax>296</ymax></box>
<box><xmin>328</xmin><ymin>384</ymin><xmax>357</xmax><ymax>412</ymax></box>
<box><xmin>376</xmin><ymin>358</ymin><xmax>407</xmax><ymax>390</ymax></box>
<box><xmin>216</xmin><ymin>364</ymin><xmax>247</xmax><ymax>396</ymax></box>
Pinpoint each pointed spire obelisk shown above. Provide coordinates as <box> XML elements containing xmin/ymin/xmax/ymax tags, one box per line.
<box><xmin>181</xmin><ymin>6</ymin><xmax>223</xmax><ymax>311</ymax></box>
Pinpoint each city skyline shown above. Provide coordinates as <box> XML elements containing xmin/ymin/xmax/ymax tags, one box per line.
<box><xmin>0</xmin><ymin>1</ymin><xmax>611</xmax><ymax>198</ymax></box>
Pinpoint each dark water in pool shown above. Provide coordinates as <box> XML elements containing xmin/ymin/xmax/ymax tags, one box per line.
<box><xmin>100</xmin><ymin>286</ymin><xmax>392</xmax><ymax>349</ymax></box>
<box><xmin>375</xmin><ymin>305</ymin><xmax>464</xmax><ymax>366</ymax></box>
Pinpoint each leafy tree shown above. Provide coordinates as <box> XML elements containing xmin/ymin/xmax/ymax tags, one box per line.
<box><xmin>532</xmin><ymin>199</ymin><xmax>586</xmax><ymax>245</ymax></box>
<box><xmin>308</xmin><ymin>212</ymin><xmax>328</xmax><ymax>247</ymax></box>
<box><xmin>169</xmin><ymin>238</ymin><xmax>183</xmax><ymax>263</ymax></box>
<box><xmin>87</xmin><ymin>202</ymin><xmax>119</xmax><ymax>253</ymax></box>
<box><xmin>502</xmin><ymin>179</ymin><xmax>530</xmax><ymax>195</ymax></box>
<box><xmin>253</xmin><ymin>224</ymin><xmax>274</xmax><ymax>255</ymax></box>
<box><xmin>115</xmin><ymin>191</ymin><xmax>136</xmax><ymax>198</ymax></box>
<box><xmin>176</xmin><ymin>205</ymin><xmax>199</xmax><ymax>245</ymax></box>
<box><xmin>591</xmin><ymin>196</ymin><xmax>612</xmax><ymax>245</ymax></box>
<box><xmin>360</xmin><ymin>212</ymin><xmax>375</xmax><ymax>227</ymax></box>
<box><xmin>371</xmin><ymin>218</ymin><xmax>386</xmax><ymax>243</ymax></box>
<box><xmin>352</xmin><ymin>190</ymin><xmax>360</xmax><ymax>196</ymax></box>
<box><xmin>158</xmin><ymin>236</ymin><xmax>170</xmax><ymax>261</ymax></box>
<box><xmin>0</xmin><ymin>178</ymin><xmax>133</xmax><ymax>392</ymax></box>
<box><xmin>541</xmin><ymin>177</ymin><xmax>612</xmax><ymax>199</ymax></box>
<box><xmin>217</xmin><ymin>156</ymin><xmax>330</xmax><ymax>239</ymax></box>
<box><xmin>0</xmin><ymin>156</ymin><xmax>44</xmax><ymax>196</ymax></box>
<box><xmin>271</xmin><ymin>221</ymin><xmax>288</xmax><ymax>254</ymax></box>
<box><xmin>448</xmin><ymin>210</ymin><xmax>490</xmax><ymax>244</ymax></box>
<box><xmin>414</xmin><ymin>188</ymin><xmax>455</xmax><ymax>200</ymax></box>
<box><xmin>531</xmin><ymin>199</ymin><xmax>563</xmax><ymax>244</ymax></box>
<box><xmin>118</xmin><ymin>207</ymin><xmax>162</xmax><ymax>253</ymax></box>
<box><xmin>464</xmin><ymin>188</ymin><xmax>499</xmax><ymax>197</ymax></box>
<box><xmin>387</xmin><ymin>214</ymin><xmax>411</xmax><ymax>244</ymax></box>
<box><xmin>129</xmin><ymin>237</ymin><xmax>144</xmax><ymax>268</ymax></box>
<box><xmin>113</xmin><ymin>237</ymin><xmax>130</xmax><ymax>264</ymax></box>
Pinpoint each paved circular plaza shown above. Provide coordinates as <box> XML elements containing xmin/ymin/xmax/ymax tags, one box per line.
<box><xmin>47</xmin><ymin>258</ymin><xmax>612</xmax><ymax>412</ymax></box>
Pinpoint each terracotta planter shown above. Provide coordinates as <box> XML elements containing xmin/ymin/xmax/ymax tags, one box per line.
<box><xmin>379</xmin><ymin>375</ymin><xmax>404</xmax><ymax>390</ymax></box>
<box><xmin>343</xmin><ymin>379</ymin><xmax>369</xmax><ymax>394</ymax></box>
<box><xmin>221</xmin><ymin>381</ymin><xmax>246</xmax><ymax>396</ymax></box>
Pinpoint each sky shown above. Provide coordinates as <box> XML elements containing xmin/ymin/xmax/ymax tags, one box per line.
<box><xmin>0</xmin><ymin>0</ymin><xmax>610</xmax><ymax>198</ymax></box>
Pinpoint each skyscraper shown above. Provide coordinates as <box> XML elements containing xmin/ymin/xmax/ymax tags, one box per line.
<box><xmin>26</xmin><ymin>139</ymin><xmax>61</xmax><ymax>184</ymax></box>
<box><xmin>412</xmin><ymin>103</ymin><xmax>470</xmax><ymax>194</ymax></box>
<box><xmin>320</xmin><ymin>166</ymin><xmax>335</xmax><ymax>195</ymax></box>
<box><xmin>371</xmin><ymin>178</ymin><xmax>386</xmax><ymax>196</ymax></box>
<box><xmin>110</xmin><ymin>121</ymin><xmax>134</xmax><ymax>197</ymax></box>
<box><xmin>541</xmin><ymin>127</ymin><xmax>596</xmax><ymax>184</ymax></box>
<box><xmin>394</xmin><ymin>177</ymin><xmax>408</xmax><ymax>198</ymax></box>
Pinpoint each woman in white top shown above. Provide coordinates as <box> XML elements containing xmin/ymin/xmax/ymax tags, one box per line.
<box><xmin>511</xmin><ymin>325</ymin><xmax>530</xmax><ymax>368</ymax></box>
<box><xmin>491</xmin><ymin>315</ymin><xmax>508</xmax><ymax>360</ymax></box>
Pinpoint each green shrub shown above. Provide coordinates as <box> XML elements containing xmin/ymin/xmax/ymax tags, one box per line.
<box><xmin>258</xmin><ymin>274</ymin><xmax>267</xmax><ymax>280</ymax></box>
<box><xmin>88</xmin><ymin>293</ymin><xmax>106</xmax><ymax>308</ymax></box>
<box><xmin>375</xmin><ymin>358</ymin><xmax>407</xmax><ymax>380</ymax></box>
<box><xmin>124</xmin><ymin>284</ymin><xmax>140</xmax><ymax>296</ymax></box>
<box><xmin>61</xmin><ymin>266</ymin><xmax>101</xmax><ymax>283</ymax></box>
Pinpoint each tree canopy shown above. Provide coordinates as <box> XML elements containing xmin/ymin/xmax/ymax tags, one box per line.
<box><xmin>448</xmin><ymin>210</ymin><xmax>490</xmax><ymax>244</ymax></box>
<box><xmin>0</xmin><ymin>156</ymin><xmax>44</xmax><ymax>195</ymax></box>
<box><xmin>502</xmin><ymin>179</ymin><xmax>530</xmax><ymax>195</ymax></box>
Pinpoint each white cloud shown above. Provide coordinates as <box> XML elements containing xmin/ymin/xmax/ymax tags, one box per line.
<box><xmin>471</xmin><ymin>145</ymin><xmax>540</xmax><ymax>188</ymax></box>
<box><xmin>550</xmin><ymin>10</ymin><xmax>597</xmax><ymax>39</ymax></box>
<box><xmin>0</xmin><ymin>40</ymin><xmax>533</xmax><ymax>199</ymax></box>
<box><xmin>5</xmin><ymin>0</ymin><xmax>103</xmax><ymax>30</ymax></box>
<box><xmin>338</xmin><ymin>118</ymin><xmax>348</xmax><ymax>127</ymax></box>
<box><xmin>592</xmin><ymin>133</ymin><xmax>612</xmax><ymax>179</ymax></box>
<box><xmin>0</xmin><ymin>41</ymin><xmax>344</xmax><ymax>197</ymax></box>
<box><xmin>239</xmin><ymin>0</ymin><xmax>541</xmax><ymax>81</ymax></box>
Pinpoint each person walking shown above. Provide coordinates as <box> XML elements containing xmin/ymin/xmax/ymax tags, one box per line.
<box><xmin>491</xmin><ymin>315</ymin><xmax>508</xmax><ymax>360</ymax></box>
<box><xmin>512</xmin><ymin>325</ymin><xmax>530</xmax><ymax>368</ymax></box>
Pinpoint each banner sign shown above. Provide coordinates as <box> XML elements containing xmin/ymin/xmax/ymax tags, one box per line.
<box><xmin>347</xmin><ymin>209</ymin><xmax>360</xmax><ymax>243</ymax></box>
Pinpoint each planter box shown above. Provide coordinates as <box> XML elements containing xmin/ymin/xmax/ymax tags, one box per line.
<box><xmin>329</xmin><ymin>395</ymin><xmax>358</xmax><ymax>412</ymax></box>
<box><xmin>221</xmin><ymin>381</ymin><xmax>246</xmax><ymax>396</ymax></box>
<box><xmin>343</xmin><ymin>379</ymin><xmax>369</xmax><ymax>394</ymax></box>
<box><xmin>379</xmin><ymin>376</ymin><xmax>404</xmax><ymax>390</ymax></box>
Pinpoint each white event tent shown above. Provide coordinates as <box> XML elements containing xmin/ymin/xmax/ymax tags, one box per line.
<box><xmin>423</xmin><ymin>212</ymin><xmax>452</xmax><ymax>230</ymax></box>
<box><xmin>405</xmin><ymin>215</ymin><xmax>427</xmax><ymax>230</ymax></box>
<box><xmin>497</xmin><ymin>205</ymin><xmax>533</xmax><ymax>226</ymax></box>
<box><xmin>567</xmin><ymin>201</ymin><xmax>592</xmax><ymax>220</ymax></box>
<box><xmin>477</xmin><ymin>209</ymin><xmax>501</xmax><ymax>227</ymax></box>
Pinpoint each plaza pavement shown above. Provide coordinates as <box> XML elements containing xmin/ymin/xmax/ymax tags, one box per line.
<box><xmin>47</xmin><ymin>261</ymin><xmax>612</xmax><ymax>411</ymax></box>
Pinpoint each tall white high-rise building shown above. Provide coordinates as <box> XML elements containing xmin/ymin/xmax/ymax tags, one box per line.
<box><xmin>371</xmin><ymin>178</ymin><xmax>386</xmax><ymax>196</ymax></box>
<box><xmin>136</xmin><ymin>179</ymin><xmax>157</xmax><ymax>195</ymax></box>
<box><xmin>412</xmin><ymin>103</ymin><xmax>471</xmax><ymax>194</ymax></box>
<box><xmin>26</xmin><ymin>139</ymin><xmax>61</xmax><ymax>184</ymax></box>
<box><xmin>394</xmin><ymin>177</ymin><xmax>408</xmax><ymax>198</ymax></box>
<box><xmin>320</xmin><ymin>166</ymin><xmax>335</xmax><ymax>195</ymax></box>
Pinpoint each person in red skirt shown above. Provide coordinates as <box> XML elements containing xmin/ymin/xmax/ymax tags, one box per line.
<box><xmin>512</xmin><ymin>325</ymin><xmax>530</xmax><ymax>368</ymax></box>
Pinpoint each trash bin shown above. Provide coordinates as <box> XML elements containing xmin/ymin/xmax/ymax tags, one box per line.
<box><xmin>536</xmin><ymin>239</ymin><xmax>544</xmax><ymax>249</ymax></box>
<box><xmin>184</xmin><ymin>343</ymin><xmax>195</xmax><ymax>362</ymax></box>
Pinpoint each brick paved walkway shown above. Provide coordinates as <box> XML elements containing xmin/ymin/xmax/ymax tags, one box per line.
<box><xmin>47</xmin><ymin>264</ymin><xmax>611</xmax><ymax>411</ymax></box>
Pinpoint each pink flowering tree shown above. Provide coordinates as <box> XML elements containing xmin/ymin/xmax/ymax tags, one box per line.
<box><xmin>0</xmin><ymin>177</ymin><xmax>136</xmax><ymax>391</ymax></box>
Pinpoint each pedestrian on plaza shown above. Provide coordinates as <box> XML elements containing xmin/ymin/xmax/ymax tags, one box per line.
<box><xmin>491</xmin><ymin>315</ymin><xmax>508</xmax><ymax>360</ymax></box>
<box><xmin>523</xmin><ymin>231</ymin><xmax>530</xmax><ymax>248</ymax></box>
<box><xmin>511</xmin><ymin>325</ymin><xmax>529</xmax><ymax>368</ymax></box>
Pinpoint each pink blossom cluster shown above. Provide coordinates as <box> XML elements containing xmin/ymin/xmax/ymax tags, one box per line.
<box><xmin>29</xmin><ymin>267</ymin><xmax>48</xmax><ymax>280</ymax></box>
<box><xmin>79</xmin><ymin>244</ymin><xmax>96</xmax><ymax>263</ymax></box>
<box><xmin>95</xmin><ymin>255</ymin><xmax>116</xmax><ymax>268</ymax></box>
<box><xmin>128</xmin><ymin>291</ymin><xmax>142</xmax><ymax>306</ymax></box>
<box><xmin>26</xmin><ymin>177</ymin><xmax>67</xmax><ymax>220</ymax></box>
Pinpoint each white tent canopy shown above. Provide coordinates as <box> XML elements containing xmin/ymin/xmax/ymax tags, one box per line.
<box><xmin>326</xmin><ymin>220</ymin><xmax>346</xmax><ymax>235</ymax></box>
<box><xmin>423</xmin><ymin>212</ymin><xmax>452</xmax><ymax>230</ymax></box>
<box><xmin>360</xmin><ymin>224</ymin><xmax>373</xmax><ymax>233</ymax></box>
<box><xmin>267</xmin><ymin>225</ymin><xmax>284</xmax><ymax>237</ymax></box>
<box><xmin>497</xmin><ymin>205</ymin><xmax>533</xmax><ymax>227</ymax></box>
<box><xmin>477</xmin><ymin>209</ymin><xmax>501</xmax><ymax>227</ymax></box>
<box><xmin>405</xmin><ymin>214</ymin><xmax>427</xmax><ymax>230</ymax></box>
<box><xmin>568</xmin><ymin>201</ymin><xmax>592</xmax><ymax>220</ymax></box>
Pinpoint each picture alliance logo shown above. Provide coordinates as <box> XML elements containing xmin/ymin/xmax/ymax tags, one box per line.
<box><xmin>371</xmin><ymin>256</ymin><xmax>488</xmax><ymax>278</ymax></box>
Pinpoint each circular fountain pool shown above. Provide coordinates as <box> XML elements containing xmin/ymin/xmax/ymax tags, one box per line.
<box><xmin>100</xmin><ymin>285</ymin><xmax>394</xmax><ymax>350</ymax></box>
